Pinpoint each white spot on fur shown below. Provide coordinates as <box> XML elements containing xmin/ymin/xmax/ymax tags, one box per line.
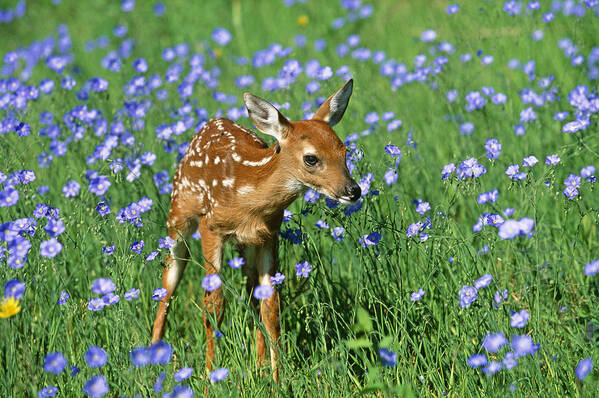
<box><xmin>214</xmin><ymin>156</ymin><xmax>220</xmax><ymax>165</ymax></box>
<box><xmin>222</xmin><ymin>178</ymin><xmax>235</xmax><ymax>187</ymax></box>
<box><xmin>237</xmin><ymin>185</ymin><xmax>255</xmax><ymax>195</ymax></box>
<box><xmin>232</xmin><ymin>153</ymin><xmax>241</xmax><ymax>162</ymax></box>
<box><xmin>242</xmin><ymin>156</ymin><xmax>272</xmax><ymax>167</ymax></box>
<box><xmin>212</xmin><ymin>179</ymin><xmax>218</xmax><ymax>187</ymax></box>
<box><xmin>190</xmin><ymin>160</ymin><xmax>203</xmax><ymax>168</ymax></box>
<box><xmin>180</xmin><ymin>177</ymin><xmax>191</xmax><ymax>188</ymax></box>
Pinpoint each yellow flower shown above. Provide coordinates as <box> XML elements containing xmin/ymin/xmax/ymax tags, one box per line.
<box><xmin>297</xmin><ymin>15</ymin><xmax>309</xmax><ymax>26</ymax></box>
<box><xmin>213</xmin><ymin>48</ymin><xmax>222</xmax><ymax>59</ymax></box>
<box><xmin>0</xmin><ymin>297</ymin><xmax>21</xmax><ymax>318</ymax></box>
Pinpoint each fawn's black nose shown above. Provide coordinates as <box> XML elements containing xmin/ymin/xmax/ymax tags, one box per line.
<box><xmin>345</xmin><ymin>181</ymin><xmax>361</xmax><ymax>202</ymax></box>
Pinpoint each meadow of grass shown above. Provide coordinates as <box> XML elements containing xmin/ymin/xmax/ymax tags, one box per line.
<box><xmin>1</xmin><ymin>0</ymin><xmax>598</xmax><ymax>396</ymax></box>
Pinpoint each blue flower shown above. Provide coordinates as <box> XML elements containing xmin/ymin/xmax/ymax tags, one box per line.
<box><xmin>384</xmin><ymin>169</ymin><xmax>398</xmax><ymax>185</ymax></box>
<box><xmin>172</xmin><ymin>385</ymin><xmax>194</xmax><ymax>397</ymax></box>
<box><xmin>410</xmin><ymin>289</ymin><xmax>425</xmax><ymax>302</ymax></box>
<box><xmin>153</xmin><ymin>372</ymin><xmax>166</xmax><ymax>393</ymax></box>
<box><xmin>209</xmin><ymin>367</ymin><xmax>229</xmax><ymax>382</ymax></box>
<box><xmin>303</xmin><ymin>189</ymin><xmax>320</xmax><ymax>203</ymax></box>
<box><xmin>87</xmin><ymin>298</ymin><xmax>105</xmax><ymax>311</ymax></box>
<box><xmin>331</xmin><ymin>227</ymin><xmax>345</xmax><ymax>242</ymax></box>
<box><xmin>295</xmin><ymin>261</ymin><xmax>312</xmax><ymax>278</ymax></box>
<box><xmin>484</xmin><ymin>139</ymin><xmax>501</xmax><ymax>159</ymax></box>
<box><xmin>57</xmin><ymin>290</ymin><xmax>69</xmax><ymax>305</ymax></box>
<box><xmin>43</xmin><ymin>352</ymin><xmax>67</xmax><ymax>375</ymax></box>
<box><xmin>482</xmin><ymin>332</ymin><xmax>507</xmax><ymax>353</ymax></box>
<box><xmin>152</xmin><ymin>288</ymin><xmax>167</xmax><ymax>300</ymax></box>
<box><xmin>0</xmin><ymin>186</ymin><xmax>19</xmax><ymax>207</ymax></box>
<box><xmin>522</xmin><ymin>155</ymin><xmax>538</xmax><ymax>167</ymax></box>
<box><xmin>494</xmin><ymin>289</ymin><xmax>508</xmax><ymax>306</ymax></box>
<box><xmin>447</xmin><ymin>3</ymin><xmax>459</xmax><ymax>14</ymax></box>
<box><xmin>124</xmin><ymin>288</ymin><xmax>140</xmax><ymax>301</ymax></box>
<box><xmin>584</xmin><ymin>260</ymin><xmax>599</xmax><ymax>276</ymax></box>
<box><xmin>407</xmin><ymin>222</ymin><xmax>423</xmax><ymax>238</ymax></box>
<box><xmin>545</xmin><ymin>154</ymin><xmax>560</xmax><ymax>165</ymax></box>
<box><xmin>474</xmin><ymin>274</ymin><xmax>492</xmax><ymax>289</ymax></box>
<box><xmin>150</xmin><ymin>341</ymin><xmax>173</xmax><ymax>365</ymax></box>
<box><xmin>130</xmin><ymin>347</ymin><xmax>151</xmax><ymax>367</ymax></box>
<box><xmin>37</xmin><ymin>386</ymin><xmax>58</xmax><ymax>398</ymax></box>
<box><xmin>83</xmin><ymin>375</ymin><xmax>109</xmax><ymax>398</ymax></box>
<box><xmin>62</xmin><ymin>180</ymin><xmax>80</xmax><ymax>198</ymax></box>
<box><xmin>88</xmin><ymin>175</ymin><xmax>111</xmax><ymax>195</ymax></box>
<box><xmin>359</xmin><ymin>232</ymin><xmax>381</xmax><ymax>247</ymax></box>
<box><xmin>575</xmin><ymin>358</ymin><xmax>593</xmax><ymax>380</ymax></box>
<box><xmin>202</xmin><ymin>274</ymin><xmax>221</xmax><ymax>292</ymax></box>
<box><xmin>253</xmin><ymin>284</ymin><xmax>274</xmax><ymax>300</ymax></box>
<box><xmin>211</xmin><ymin>28</ymin><xmax>231</xmax><ymax>46</ymax></box>
<box><xmin>174</xmin><ymin>367</ymin><xmax>193</xmax><ymax>382</ymax></box>
<box><xmin>95</xmin><ymin>202</ymin><xmax>111</xmax><ymax>216</ymax></box>
<box><xmin>145</xmin><ymin>251</ymin><xmax>159</xmax><ymax>262</ymax></box>
<box><xmin>129</xmin><ymin>240</ymin><xmax>144</xmax><ymax>254</ymax></box>
<box><xmin>467</xmin><ymin>353</ymin><xmax>487</xmax><ymax>368</ymax></box>
<box><xmin>85</xmin><ymin>346</ymin><xmax>108</xmax><ymax>367</ymax></box>
<box><xmin>415</xmin><ymin>201</ymin><xmax>431</xmax><ymax>215</ymax></box>
<box><xmin>420</xmin><ymin>29</ymin><xmax>437</xmax><ymax>42</ymax></box>
<box><xmin>510</xmin><ymin>310</ymin><xmax>530</xmax><ymax>328</ymax></box>
<box><xmin>384</xmin><ymin>144</ymin><xmax>401</xmax><ymax>156</ymax></box>
<box><xmin>503</xmin><ymin>352</ymin><xmax>518</xmax><ymax>370</ymax></box>
<box><xmin>459</xmin><ymin>285</ymin><xmax>477</xmax><ymax>308</ymax></box>
<box><xmin>4</xmin><ymin>279</ymin><xmax>25</xmax><ymax>299</ymax></box>
<box><xmin>228</xmin><ymin>257</ymin><xmax>244</xmax><ymax>269</ymax></box>
<box><xmin>482</xmin><ymin>360</ymin><xmax>502</xmax><ymax>375</ymax></box>
<box><xmin>511</xmin><ymin>335</ymin><xmax>537</xmax><ymax>357</ymax></box>
<box><xmin>40</xmin><ymin>238</ymin><xmax>62</xmax><ymax>258</ymax></box>
<box><xmin>91</xmin><ymin>278</ymin><xmax>116</xmax><ymax>295</ymax></box>
<box><xmin>498</xmin><ymin>218</ymin><xmax>535</xmax><ymax>239</ymax></box>
<box><xmin>270</xmin><ymin>273</ymin><xmax>285</xmax><ymax>285</ymax></box>
<box><xmin>378</xmin><ymin>348</ymin><xmax>397</xmax><ymax>367</ymax></box>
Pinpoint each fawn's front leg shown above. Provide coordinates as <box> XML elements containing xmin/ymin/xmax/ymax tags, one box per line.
<box><xmin>253</xmin><ymin>240</ymin><xmax>281</xmax><ymax>382</ymax></box>
<box><xmin>200</xmin><ymin>224</ymin><xmax>225</xmax><ymax>373</ymax></box>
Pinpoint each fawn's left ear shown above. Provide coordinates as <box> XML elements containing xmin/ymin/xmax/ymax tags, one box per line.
<box><xmin>312</xmin><ymin>79</ymin><xmax>353</xmax><ymax>127</ymax></box>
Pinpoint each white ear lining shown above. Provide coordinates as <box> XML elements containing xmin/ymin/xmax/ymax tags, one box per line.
<box><xmin>328</xmin><ymin>81</ymin><xmax>352</xmax><ymax>126</ymax></box>
<box><xmin>244</xmin><ymin>93</ymin><xmax>289</xmax><ymax>141</ymax></box>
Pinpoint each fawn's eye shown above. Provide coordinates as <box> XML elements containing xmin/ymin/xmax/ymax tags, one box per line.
<box><xmin>303</xmin><ymin>155</ymin><xmax>318</xmax><ymax>167</ymax></box>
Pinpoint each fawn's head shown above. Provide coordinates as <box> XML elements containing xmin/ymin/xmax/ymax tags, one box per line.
<box><xmin>244</xmin><ymin>79</ymin><xmax>361</xmax><ymax>204</ymax></box>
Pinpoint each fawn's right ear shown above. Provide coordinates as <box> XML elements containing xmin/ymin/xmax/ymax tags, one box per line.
<box><xmin>244</xmin><ymin>93</ymin><xmax>291</xmax><ymax>142</ymax></box>
<box><xmin>312</xmin><ymin>79</ymin><xmax>353</xmax><ymax>127</ymax></box>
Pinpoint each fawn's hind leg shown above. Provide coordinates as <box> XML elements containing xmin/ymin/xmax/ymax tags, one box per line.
<box><xmin>244</xmin><ymin>241</ymin><xmax>281</xmax><ymax>382</ymax></box>
<box><xmin>151</xmin><ymin>215</ymin><xmax>197</xmax><ymax>343</ymax></box>
<box><xmin>200</xmin><ymin>223</ymin><xmax>225</xmax><ymax>372</ymax></box>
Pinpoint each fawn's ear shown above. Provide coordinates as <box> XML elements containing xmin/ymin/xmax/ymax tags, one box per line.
<box><xmin>312</xmin><ymin>79</ymin><xmax>353</xmax><ymax>127</ymax></box>
<box><xmin>244</xmin><ymin>93</ymin><xmax>291</xmax><ymax>141</ymax></box>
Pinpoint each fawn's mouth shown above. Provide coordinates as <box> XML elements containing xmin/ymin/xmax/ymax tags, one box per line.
<box><xmin>336</xmin><ymin>195</ymin><xmax>359</xmax><ymax>205</ymax></box>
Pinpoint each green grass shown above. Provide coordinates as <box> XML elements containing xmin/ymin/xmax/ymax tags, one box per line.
<box><xmin>1</xmin><ymin>0</ymin><xmax>598</xmax><ymax>396</ymax></box>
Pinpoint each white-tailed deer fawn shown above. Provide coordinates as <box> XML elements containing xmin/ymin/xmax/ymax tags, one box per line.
<box><xmin>151</xmin><ymin>79</ymin><xmax>360</xmax><ymax>381</ymax></box>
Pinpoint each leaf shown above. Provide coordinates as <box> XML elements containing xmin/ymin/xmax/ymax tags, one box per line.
<box><xmin>355</xmin><ymin>307</ymin><xmax>373</xmax><ymax>333</ymax></box>
<box><xmin>346</xmin><ymin>338</ymin><xmax>372</xmax><ymax>349</ymax></box>
<box><xmin>379</xmin><ymin>335</ymin><xmax>394</xmax><ymax>348</ymax></box>
<box><xmin>580</xmin><ymin>214</ymin><xmax>595</xmax><ymax>244</ymax></box>
<box><xmin>395</xmin><ymin>384</ymin><xmax>417</xmax><ymax>398</ymax></box>
<box><xmin>361</xmin><ymin>383</ymin><xmax>385</xmax><ymax>394</ymax></box>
